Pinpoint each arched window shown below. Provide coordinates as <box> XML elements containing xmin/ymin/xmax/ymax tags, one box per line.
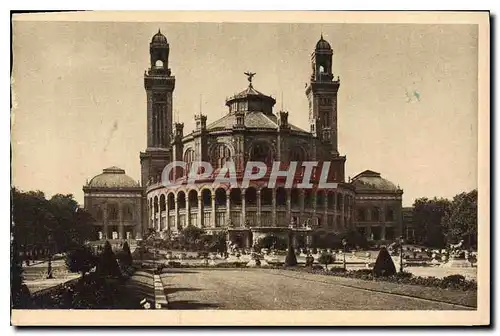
<box><xmin>386</xmin><ymin>207</ymin><xmax>395</xmax><ymax>221</ymax></box>
<box><xmin>177</xmin><ymin>191</ymin><xmax>186</xmax><ymax>209</ymax></box>
<box><xmin>202</xmin><ymin>189</ymin><xmax>211</xmax><ymax>207</ymax></box>
<box><xmin>167</xmin><ymin>193</ymin><xmax>175</xmax><ymax>210</ymax></box>
<box><xmin>319</xmin><ymin>65</ymin><xmax>325</xmax><ymax>73</ymax></box>
<box><xmin>289</xmin><ymin>146</ymin><xmax>306</xmax><ymax>162</ymax></box>
<box><xmin>95</xmin><ymin>207</ymin><xmax>103</xmax><ymax>221</ymax></box>
<box><xmin>245</xmin><ymin>187</ymin><xmax>257</xmax><ymax>206</ymax></box>
<box><xmin>108</xmin><ymin>203</ymin><xmax>119</xmax><ymax>221</ymax></box>
<box><xmin>372</xmin><ymin>207</ymin><xmax>380</xmax><ymax>221</ymax></box>
<box><xmin>184</xmin><ymin>148</ymin><xmax>195</xmax><ymax>175</ymax></box>
<box><xmin>155</xmin><ymin>59</ymin><xmax>164</xmax><ymax>68</ymax></box>
<box><xmin>188</xmin><ymin>190</ymin><xmax>198</xmax><ymax>208</ymax></box>
<box><xmin>261</xmin><ymin>187</ymin><xmax>272</xmax><ymax>206</ymax></box>
<box><xmin>230</xmin><ymin>188</ymin><xmax>242</xmax><ymax>205</ymax></box>
<box><xmin>249</xmin><ymin>142</ymin><xmax>272</xmax><ymax>165</ymax></box>
<box><xmin>123</xmin><ymin>204</ymin><xmax>134</xmax><ymax>221</ymax></box>
<box><xmin>316</xmin><ymin>190</ymin><xmax>325</xmax><ymax>209</ymax></box>
<box><xmin>212</xmin><ymin>144</ymin><xmax>232</xmax><ymax>169</ymax></box>
<box><xmin>291</xmin><ymin>188</ymin><xmax>300</xmax><ymax>208</ymax></box>
<box><xmin>215</xmin><ymin>188</ymin><xmax>226</xmax><ymax>207</ymax></box>
<box><xmin>160</xmin><ymin>194</ymin><xmax>166</xmax><ymax>211</ymax></box>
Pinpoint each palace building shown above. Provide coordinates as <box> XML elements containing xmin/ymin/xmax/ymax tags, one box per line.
<box><xmin>83</xmin><ymin>30</ymin><xmax>404</xmax><ymax>247</ymax></box>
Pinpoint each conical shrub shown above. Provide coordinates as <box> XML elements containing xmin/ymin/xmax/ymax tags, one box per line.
<box><xmin>97</xmin><ymin>241</ymin><xmax>121</xmax><ymax>278</ymax></box>
<box><xmin>121</xmin><ymin>241</ymin><xmax>133</xmax><ymax>267</ymax></box>
<box><xmin>373</xmin><ymin>247</ymin><xmax>397</xmax><ymax>277</ymax></box>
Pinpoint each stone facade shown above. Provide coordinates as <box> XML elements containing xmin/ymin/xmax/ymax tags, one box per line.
<box><xmin>83</xmin><ymin>167</ymin><xmax>143</xmax><ymax>241</ymax></box>
<box><xmin>351</xmin><ymin>170</ymin><xmax>403</xmax><ymax>242</ymax></box>
<box><xmin>83</xmin><ymin>31</ymin><xmax>405</xmax><ymax>246</ymax></box>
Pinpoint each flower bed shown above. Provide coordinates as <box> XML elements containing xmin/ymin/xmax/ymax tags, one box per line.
<box><xmin>283</xmin><ymin>267</ymin><xmax>477</xmax><ymax>291</ymax></box>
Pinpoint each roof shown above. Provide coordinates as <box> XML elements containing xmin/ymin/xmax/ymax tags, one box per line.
<box><xmin>151</xmin><ymin>30</ymin><xmax>168</xmax><ymax>44</ymax></box>
<box><xmin>206</xmin><ymin>111</ymin><xmax>308</xmax><ymax>133</ymax></box>
<box><xmin>228</xmin><ymin>84</ymin><xmax>270</xmax><ymax>100</ymax></box>
<box><xmin>88</xmin><ymin>166</ymin><xmax>140</xmax><ymax>189</ymax></box>
<box><xmin>315</xmin><ymin>34</ymin><xmax>332</xmax><ymax>51</ymax></box>
<box><xmin>351</xmin><ymin>170</ymin><xmax>400</xmax><ymax>192</ymax></box>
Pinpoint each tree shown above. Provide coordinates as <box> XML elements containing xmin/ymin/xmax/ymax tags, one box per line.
<box><xmin>373</xmin><ymin>247</ymin><xmax>396</xmax><ymax>277</ymax></box>
<box><xmin>11</xmin><ymin>230</ymin><xmax>29</xmax><ymax>308</ymax></box>
<box><xmin>209</xmin><ymin>230</ymin><xmax>227</xmax><ymax>255</ymax></box>
<box><xmin>441</xmin><ymin>190</ymin><xmax>477</xmax><ymax>250</ymax></box>
<box><xmin>66</xmin><ymin>244</ymin><xmax>98</xmax><ymax>279</ymax></box>
<box><xmin>413</xmin><ymin>197</ymin><xmax>451</xmax><ymax>248</ymax></box>
<box><xmin>97</xmin><ymin>241</ymin><xmax>121</xmax><ymax>278</ymax></box>
<box><xmin>318</xmin><ymin>252</ymin><xmax>335</xmax><ymax>270</ymax></box>
<box><xmin>120</xmin><ymin>241</ymin><xmax>133</xmax><ymax>267</ymax></box>
<box><xmin>180</xmin><ymin>225</ymin><xmax>205</xmax><ymax>249</ymax></box>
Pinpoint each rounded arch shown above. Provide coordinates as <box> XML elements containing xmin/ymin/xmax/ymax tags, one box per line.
<box><xmin>188</xmin><ymin>189</ymin><xmax>198</xmax><ymax>208</ymax></box>
<box><xmin>276</xmin><ymin>187</ymin><xmax>286</xmax><ymax>207</ymax></box>
<box><xmin>261</xmin><ymin>187</ymin><xmax>272</xmax><ymax>206</ymax></box>
<box><xmin>159</xmin><ymin>194</ymin><xmax>166</xmax><ymax>212</ymax></box>
<box><xmin>122</xmin><ymin>203</ymin><xmax>134</xmax><ymax>220</ymax></box>
<box><xmin>229</xmin><ymin>188</ymin><xmax>242</xmax><ymax>205</ymax></box>
<box><xmin>211</xmin><ymin>143</ymin><xmax>232</xmax><ymax>169</ymax></box>
<box><xmin>386</xmin><ymin>207</ymin><xmax>395</xmax><ymax>221</ymax></box>
<box><xmin>184</xmin><ymin>148</ymin><xmax>195</xmax><ymax>175</ymax></box>
<box><xmin>215</xmin><ymin>187</ymin><xmax>227</xmax><ymax>207</ymax></box>
<box><xmin>248</xmin><ymin>141</ymin><xmax>274</xmax><ymax>165</ymax></box>
<box><xmin>152</xmin><ymin>197</ymin><xmax>158</xmax><ymax>214</ymax></box>
<box><xmin>177</xmin><ymin>191</ymin><xmax>186</xmax><ymax>209</ymax></box>
<box><xmin>201</xmin><ymin>189</ymin><xmax>212</xmax><ymax>207</ymax></box>
<box><xmin>155</xmin><ymin>59</ymin><xmax>164</xmax><ymax>68</ymax></box>
<box><xmin>167</xmin><ymin>192</ymin><xmax>175</xmax><ymax>210</ymax></box>
<box><xmin>245</xmin><ymin>187</ymin><xmax>257</xmax><ymax>206</ymax></box>
<box><xmin>289</xmin><ymin>146</ymin><xmax>307</xmax><ymax>162</ymax></box>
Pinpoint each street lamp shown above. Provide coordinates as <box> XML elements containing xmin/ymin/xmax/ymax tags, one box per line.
<box><xmin>399</xmin><ymin>236</ymin><xmax>404</xmax><ymax>273</ymax></box>
<box><xmin>46</xmin><ymin>233</ymin><xmax>54</xmax><ymax>279</ymax></box>
<box><xmin>342</xmin><ymin>238</ymin><xmax>347</xmax><ymax>271</ymax></box>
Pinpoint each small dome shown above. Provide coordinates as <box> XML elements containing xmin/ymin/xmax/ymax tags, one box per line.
<box><xmin>88</xmin><ymin>166</ymin><xmax>139</xmax><ymax>188</ymax></box>
<box><xmin>351</xmin><ymin>170</ymin><xmax>400</xmax><ymax>192</ymax></box>
<box><xmin>316</xmin><ymin>34</ymin><xmax>332</xmax><ymax>50</ymax></box>
<box><xmin>151</xmin><ymin>30</ymin><xmax>168</xmax><ymax>44</ymax></box>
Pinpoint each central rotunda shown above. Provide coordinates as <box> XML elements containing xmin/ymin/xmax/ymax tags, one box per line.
<box><xmin>140</xmin><ymin>31</ymin><xmax>355</xmax><ymax>248</ymax></box>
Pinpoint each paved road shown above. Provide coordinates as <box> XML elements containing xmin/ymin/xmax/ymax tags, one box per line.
<box><xmin>160</xmin><ymin>268</ymin><xmax>471</xmax><ymax>310</ymax></box>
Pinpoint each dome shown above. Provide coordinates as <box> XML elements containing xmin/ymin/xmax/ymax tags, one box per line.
<box><xmin>315</xmin><ymin>34</ymin><xmax>332</xmax><ymax>50</ymax></box>
<box><xmin>351</xmin><ymin>170</ymin><xmax>400</xmax><ymax>192</ymax></box>
<box><xmin>151</xmin><ymin>30</ymin><xmax>168</xmax><ymax>44</ymax></box>
<box><xmin>88</xmin><ymin>166</ymin><xmax>139</xmax><ymax>188</ymax></box>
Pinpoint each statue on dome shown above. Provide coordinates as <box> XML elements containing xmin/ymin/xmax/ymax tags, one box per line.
<box><xmin>244</xmin><ymin>71</ymin><xmax>256</xmax><ymax>83</ymax></box>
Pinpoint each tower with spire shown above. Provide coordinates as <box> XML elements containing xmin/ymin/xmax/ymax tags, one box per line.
<box><xmin>305</xmin><ymin>34</ymin><xmax>341</xmax><ymax>156</ymax></box>
<box><xmin>140</xmin><ymin>29</ymin><xmax>176</xmax><ymax>188</ymax></box>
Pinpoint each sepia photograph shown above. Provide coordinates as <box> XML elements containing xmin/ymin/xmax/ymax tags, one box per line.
<box><xmin>10</xmin><ymin>11</ymin><xmax>490</xmax><ymax>326</ymax></box>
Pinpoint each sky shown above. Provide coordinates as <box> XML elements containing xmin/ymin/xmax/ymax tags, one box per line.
<box><xmin>11</xmin><ymin>20</ymin><xmax>478</xmax><ymax>206</ymax></box>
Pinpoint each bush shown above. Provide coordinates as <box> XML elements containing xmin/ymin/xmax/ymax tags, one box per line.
<box><xmin>65</xmin><ymin>244</ymin><xmax>98</xmax><ymax>278</ymax></box>
<box><xmin>442</xmin><ymin>274</ymin><xmax>466</xmax><ymax>287</ymax></box>
<box><xmin>311</xmin><ymin>247</ymin><xmax>318</xmax><ymax>254</ymax></box>
<box><xmin>96</xmin><ymin>241</ymin><xmax>121</xmax><ymax>278</ymax></box>
<box><xmin>318</xmin><ymin>252</ymin><xmax>335</xmax><ymax>269</ymax></box>
<box><xmin>373</xmin><ymin>247</ymin><xmax>397</xmax><ymax>277</ymax></box>
<box><xmin>329</xmin><ymin>267</ymin><xmax>347</xmax><ymax>274</ymax></box>
<box><xmin>120</xmin><ymin>241</ymin><xmax>133</xmax><ymax>267</ymax></box>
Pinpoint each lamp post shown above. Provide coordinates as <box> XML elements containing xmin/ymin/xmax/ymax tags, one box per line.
<box><xmin>342</xmin><ymin>238</ymin><xmax>347</xmax><ymax>271</ymax></box>
<box><xmin>46</xmin><ymin>233</ymin><xmax>54</xmax><ymax>279</ymax></box>
<box><xmin>399</xmin><ymin>236</ymin><xmax>404</xmax><ymax>273</ymax></box>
